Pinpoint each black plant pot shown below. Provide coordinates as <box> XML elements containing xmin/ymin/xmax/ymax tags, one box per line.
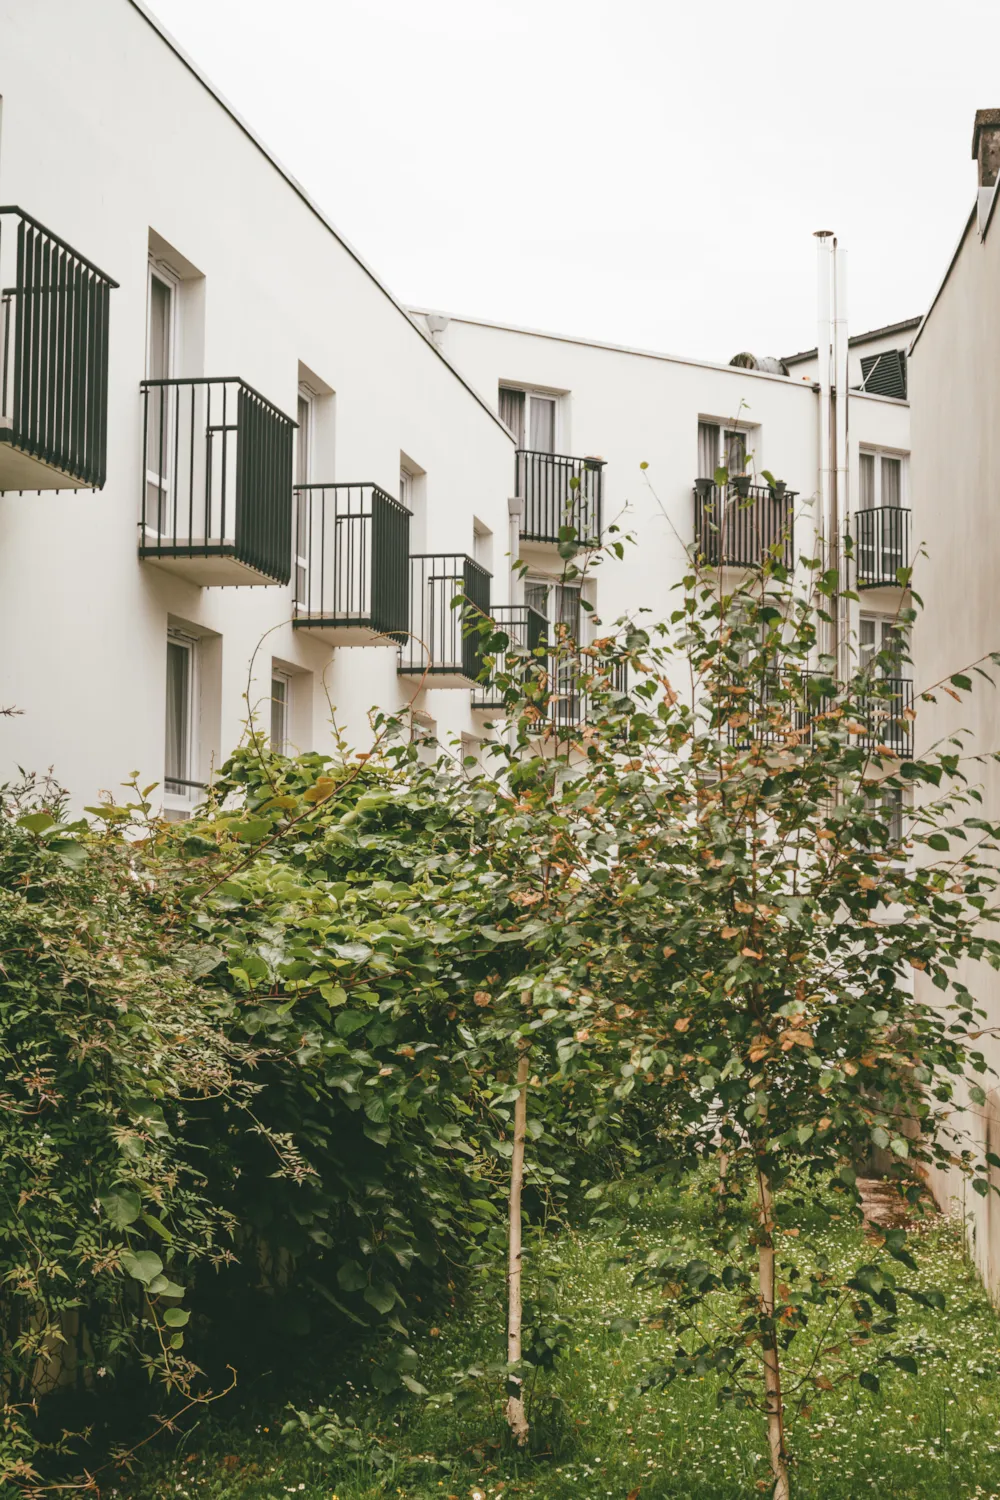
<box><xmin>732</xmin><ymin>476</ymin><xmax>752</xmax><ymax>499</ymax></box>
<box><xmin>769</xmin><ymin>480</ymin><xmax>787</xmax><ymax>499</ymax></box>
<box><xmin>694</xmin><ymin>477</ymin><xmax>715</xmax><ymax>497</ymax></box>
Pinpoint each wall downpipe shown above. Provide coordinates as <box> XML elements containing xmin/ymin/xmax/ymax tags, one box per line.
<box><xmin>833</xmin><ymin>242</ymin><xmax>850</xmax><ymax>676</ymax></box>
<box><xmin>814</xmin><ymin>231</ymin><xmax>835</xmax><ymax>661</ymax></box>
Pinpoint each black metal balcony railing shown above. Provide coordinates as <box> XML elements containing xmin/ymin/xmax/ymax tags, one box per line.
<box><xmin>0</xmin><ymin>207</ymin><xmax>118</xmax><ymax>491</ymax></box>
<box><xmin>693</xmin><ymin>483</ymin><xmax>795</xmax><ymax>569</ymax></box>
<box><xmin>548</xmin><ymin>658</ymin><xmax>629</xmax><ymax>729</ymax></box>
<box><xmin>724</xmin><ymin>672</ymin><xmax>914</xmax><ymax>759</ymax></box>
<box><xmin>853</xmin><ymin>506</ymin><xmax>911</xmax><ymax>589</ymax></box>
<box><xmin>139</xmin><ymin>377</ymin><xmax>295</xmax><ymax>586</ymax></box>
<box><xmin>516</xmin><ymin>451</ymin><xmax>604</xmax><ymax>543</ymax></box>
<box><xmin>471</xmin><ymin>604</ymin><xmax>549</xmax><ymax>709</ymax></box>
<box><xmin>293</xmin><ymin>483</ymin><xmax>409</xmax><ymax>645</ymax></box>
<box><xmin>398</xmin><ymin>554</ymin><xmax>492</xmax><ymax>688</ymax></box>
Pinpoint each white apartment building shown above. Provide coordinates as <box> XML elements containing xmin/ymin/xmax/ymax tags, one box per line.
<box><xmin>0</xmin><ymin>0</ymin><xmax>515</xmax><ymax>812</ymax></box>
<box><xmin>0</xmin><ymin>0</ymin><xmax>913</xmax><ymax>820</ymax></box>
<box><xmin>409</xmin><ymin>305</ymin><xmax>915</xmax><ymax>728</ymax></box>
<box><xmin>910</xmin><ymin>109</ymin><xmax>1000</xmax><ymax>1290</ymax></box>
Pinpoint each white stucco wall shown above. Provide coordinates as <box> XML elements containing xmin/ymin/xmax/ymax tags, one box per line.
<box><xmin>910</xmin><ymin>206</ymin><xmax>1000</xmax><ymax>1289</ymax></box>
<box><xmin>0</xmin><ymin>0</ymin><xmax>514</xmax><ymax>806</ymax></box>
<box><xmin>413</xmin><ymin>313</ymin><xmax>911</xmax><ymax>663</ymax></box>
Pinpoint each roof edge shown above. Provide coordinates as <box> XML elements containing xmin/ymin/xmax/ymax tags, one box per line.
<box><xmin>909</xmin><ymin>202</ymin><xmax>978</xmax><ymax>357</ymax></box>
<box><xmin>783</xmin><ymin>315</ymin><xmax>924</xmax><ymax>366</ymax></box>
<box><xmin>126</xmin><ymin>0</ymin><xmax>513</xmax><ymax>440</ymax></box>
<box><xmin>407</xmin><ymin>307</ymin><xmax>815</xmax><ymax>387</ymax></box>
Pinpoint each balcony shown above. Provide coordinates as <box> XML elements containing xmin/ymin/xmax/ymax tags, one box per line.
<box><xmin>0</xmin><ymin>207</ymin><xmax>118</xmax><ymax>493</ymax></box>
<box><xmin>516</xmin><ymin>450</ymin><xmax>604</xmax><ymax>544</ymax></box>
<box><xmin>547</xmin><ymin>658</ymin><xmax>629</xmax><ymax>729</ymax></box>
<box><xmin>693</xmin><ymin>482</ymin><xmax>795</xmax><ymax>569</ymax></box>
<box><xmin>471</xmin><ymin>604</ymin><xmax>549</xmax><ymax>710</ymax></box>
<box><xmin>398</xmin><ymin>554</ymin><xmax>491</xmax><ymax>689</ymax></box>
<box><xmin>139</xmin><ymin>377</ymin><xmax>295</xmax><ymax>585</ymax></box>
<box><xmin>853</xmin><ymin>506</ymin><xmax>911</xmax><ymax>589</ymax></box>
<box><xmin>293</xmin><ymin>483</ymin><xmax>409</xmax><ymax>645</ymax></box>
<box><xmin>724</xmin><ymin>673</ymin><xmax>914</xmax><ymax>759</ymax></box>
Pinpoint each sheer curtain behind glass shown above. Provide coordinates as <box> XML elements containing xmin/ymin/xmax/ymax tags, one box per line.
<box><xmin>881</xmin><ymin>456</ymin><xmax>901</xmax><ymax>507</ymax></box>
<box><xmin>295</xmin><ymin>394</ymin><xmax>311</xmax><ymax>602</ymax></box>
<box><xmin>529</xmin><ymin>396</ymin><xmax>556</xmax><ymax>453</ymax></box>
<box><xmin>724</xmin><ymin>430</ymin><xmax>746</xmax><ymax>475</ymax></box>
<box><xmin>146</xmin><ymin>273</ymin><xmax>173</xmax><ymax>531</ymax></box>
<box><xmin>165</xmin><ymin>640</ymin><xmax>190</xmax><ymax>794</ymax></box>
<box><xmin>499</xmin><ymin>387</ymin><xmax>525</xmax><ymax>446</ymax></box>
<box><xmin>697</xmin><ymin>422</ymin><xmax>719</xmax><ymax>480</ymax></box>
<box><xmin>271</xmin><ymin>675</ymin><xmax>288</xmax><ymax>753</ymax></box>
<box><xmin>859</xmin><ymin>452</ymin><xmax>876</xmax><ymax>510</ymax></box>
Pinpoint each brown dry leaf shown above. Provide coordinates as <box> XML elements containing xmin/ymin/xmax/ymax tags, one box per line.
<box><xmin>473</xmin><ymin>991</ymin><xmax>491</xmax><ymax>1007</ymax></box>
<box><xmin>575</xmin><ymin>1029</ymin><xmax>591</xmax><ymax>1043</ymax></box>
<box><xmin>662</xmin><ymin>946</ymin><xmax>676</xmax><ymax>959</ymax></box>
<box><xmin>909</xmin><ymin>957</ymin><xmax>927</xmax><ymax>971</ymax></box>
<box><xmin>842</xmin><ymin>1060</ymin><xmax>859</xmax><ymax>1076</ymax></box>
<box><xmin>818</xmin><ymin>1116</ymin><xmax>832</xmax><ymax>1130</ymax></box>
<box><xmin>674</xmin><ymin>1017</ymin><xmax>691</xmax><ymax>1033</ymax></box>
<box><xmin>741</xmin><ymin>948</ymin><xmax>763</xmax><ymax>960</ymax></box>
<box><xmin>721</xmin><ymin>927</ymin><xmax>740</xmax><ymax>940</ymax></box>
<box><xmin>859</xmin><ymin>875</ymin><xmax>878</xmax><ymax>891</ymax></box>
<box><xmin>814</xmin><ymin>1375</ymin><xmax>834</xmax><ymax>1391</ymax></box>
<box><xmin>817</xmin><ymin>828</ymin><xmax>835</xmax><ymax>840</ymax></box>
<box><xmin>781</xmin><ymin>1029</ymin><xmax>814</xmax><ymax>1048</ymax></box>
<box><xmin>734</xmin><ymin>900</ymin><xmax>754</xmax><ymax>914</ymax></box>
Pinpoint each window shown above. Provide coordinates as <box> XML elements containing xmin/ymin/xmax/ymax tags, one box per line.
<box><xmin>524</xmin><ymin>579</ymin><xmax>583</xmax><ymax>644</ymax></box>
<box><xmin>859</xmin><ymin>447</ymin><xmax>904</xmax><ymax>510</ymax></box>
<box><xmin>529</xmin><ymin>395</ymin><xmax>556</xmax><ymax>453</ymax></box>
<box><xmin>271</xmin><ymin>670</ymin><xmax>290</xmax><ymax>754</ymax></box>
<box><xmin>295</xmin><ymin>388</ymin><xmax>313</xmax><ymax>601</ymax></box>
<box><xmin>165</xmin><ymin>631</ymin><xmax>196</xmax><ymax>803</ymax></box>
<box><xmin>697</xmin><ymin>422</ymin><xmax>748</xmax><ymax>479</ymax></box>
<box><xmin>724</xmin><ymin>429</ymin><xmax>747</xmax><ymax>476</ymax></box>
<box><xmin>697</xmin><ymin>421</ymin><xmax>719</xmax><ymax>479</ymax></box>
<box><xmin>145</xmin><ymin>264</ymin><xmax>176</xmax><ymax>530</ymax></box>
<box><xmin>859</xmin><ymin>615</ymin><xmax>904</xmax><ymax>674</ymax></box>
<box><xmin>399</xmin><ymin>466</ymin><xmax>413</xmax><ymax>510</ymax></box>
<box><xmin>499</xmin><ymin>387</ymin><xmax>558</xmax><ymax>452</ymax></box>
<box><xmin>499</xmin><ymin>387</ymin><xmax>525</xmax><ymax>446</ymax></box>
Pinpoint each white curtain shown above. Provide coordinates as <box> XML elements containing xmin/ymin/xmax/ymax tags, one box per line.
<box><xmin>529</xmin><ymin>396</ymin><xmax>556</xmax><ymax>454</ymax></box>
<box><xmin>859</xmin><ymin>452</ymin><xmax>875</xmax><ymax>510</ymax></box>
<box><xmin>697</xmin><ymin>422</ymin><xmax>719</xmax><ymax>480</ymax></box>
<box><xmin>499</xmin><ymin>387</ymin><xmax>525</xmax><ymax>446</ymax></box>
<box><xmin>881</xmin><ymin>456</ymin><xmax>901</xmax><ymax>508</ymax></box>
<box><xmin>165</xmin><ymin>640</ymin><xmax>189</xmax><ymax>787</ymax></box>
<box><xmin>724</xmin><ymin>430</ymin><xmax>746</xmax><ymax>475</ymax></box>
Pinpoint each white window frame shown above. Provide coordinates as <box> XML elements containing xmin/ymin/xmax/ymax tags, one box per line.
<box><xmin>859</xmin><ymin>613</ymin><xmax>906</xmax><ymax>674</ymax></box>
<box><xmin>499</xmin><ymin>384</ymin><xmax>565</xmax><ymax>454</ymax></box>
<box><xmin>164</xmin><ymin>629</ymin><xmax>198</xmax><ymax>815</ymax></box>
<box><xmin>144</xmin><ymin>259</ymin><xmax>179</xmax><ymax>538</ymax></box>
<box><xmin>294</xmin><ymin>386</ymin><xmax>314</xmax><ymax>603</ymax></box>
<box><xmin>270</xmin><ymin>668</ymin><xmax>291</xmax><ymax>755</ymax></box>
<box><xmin>399</xmin><ymin>465</ymin><xmax>414</xmax><ymax>510</ymax></box>
<box><xmin>857</xmin><ymin>446</ymin><xmax>907</xmax><ymax>511</ymax></box>
<box><xmin>697</xmin><ymin>419</ymin><xmax>755</xmax><ymax>480</ymax></box>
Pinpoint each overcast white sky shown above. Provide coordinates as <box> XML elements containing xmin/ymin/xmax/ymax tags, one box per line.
<box><xmin>147</xmin><ymin>0</ymin><xmax>994</xmax><ymax>364</ymax></box>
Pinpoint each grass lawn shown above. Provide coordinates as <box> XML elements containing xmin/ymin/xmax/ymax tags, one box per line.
<box><xmin>113</xmin><ymin>1181</ymin><xmax>1000</xmax><ymax>1500</ymax></box>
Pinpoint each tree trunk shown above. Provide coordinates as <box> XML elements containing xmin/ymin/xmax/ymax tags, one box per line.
<box><xmin>756</xmin><ymin>1160</ymin><xmax>789</xmax><ymax>1500</ymax></box>
<box><xmin>506</xmin><ymin>1047</ymin><xmax>531</xmax><ymax>1447</ymax></box>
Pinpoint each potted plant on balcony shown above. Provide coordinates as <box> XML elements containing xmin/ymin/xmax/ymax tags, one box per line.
<box><xmin>694</xmin><ymin>476</ymin><xmax>715</xmax><ymax>497</ymax></box>
<box><xmin>731</xmin><ymin>473</ymin><xmax>752</xmax><ymax>499</ymax></box>
<box><xmin>762</xmin><ymin>469</ymin><xmax>787</xmax><ymax>499</ymax></box>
